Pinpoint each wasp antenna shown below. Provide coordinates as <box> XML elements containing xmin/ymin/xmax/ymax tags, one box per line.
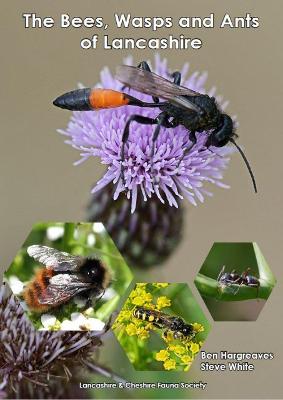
<box><xmin>229</xmin><ymin>138</ymin><xmax>257</xmax><ymax>193</ymax></box>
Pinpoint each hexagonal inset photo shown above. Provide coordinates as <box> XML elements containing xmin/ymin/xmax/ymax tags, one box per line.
<box><xmin>112</xmin><ymin>283</ymin><xmax>210</xmax><ymax>371</ymax></box>
<box><xmin>4</xmin><ymin>222</ymin><xmax>133</xmax><ymax>331</ymax></box>
<box><xmin>194</xmin><ymin>242</ymin><xmax>276</xmax><ymax>321</ymax></box>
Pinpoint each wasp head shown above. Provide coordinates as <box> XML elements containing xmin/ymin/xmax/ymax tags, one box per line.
<box><xmin>209</xmin><ymin>114</ymin><xmax>235</xmax><ymax>147</ymax></box>
<box><xmin>181</xmin><ymin>324</ymin><xmax>195</xmax><ymax>339</ymax></box>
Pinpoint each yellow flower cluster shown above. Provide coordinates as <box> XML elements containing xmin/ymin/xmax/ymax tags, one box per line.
<box><xmin>155</xmin><ymin>329</ymin><xmax>204</xmax><ymax>371</ymax></box>
<box><xmin>112</xmin><ymin>283</ymin><xmax>158</xmax><ymax>341</ymax></box>
<box><xmin>112</xmin><ymin>283</ymin><xmax>205</xmax><ymax>372</ymax></box>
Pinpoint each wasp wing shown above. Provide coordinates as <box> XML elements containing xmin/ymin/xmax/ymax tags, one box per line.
<box><xmin>38</xmin><ymin>274</ymin><xmax>93</xmax><ymax>305</ymax></box>
<box><xmin>27</xmin><ymin>245</ymin><xmax>83</xmax><ymax>272</ymax></box>
<box><xmin>116</xmin><ymin>65</ymin><xmax>201</xmax><ymax>112</ymax></box>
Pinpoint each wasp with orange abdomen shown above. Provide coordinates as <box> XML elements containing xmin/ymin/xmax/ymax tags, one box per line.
<box><xmin>23</xmin><ymin>245</ymin><xmax>110</xmax><ymax>313</ymax></box>
<box><xmin>53</xmin><ymin>61</ymin><xmax>257</xmax><ymax>192</ymax></box>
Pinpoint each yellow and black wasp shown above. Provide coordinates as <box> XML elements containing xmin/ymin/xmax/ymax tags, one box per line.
<box><xmin>133</xmin><ymin>306</ymin><xmax>196</xmax><ymax>342</ymax></box>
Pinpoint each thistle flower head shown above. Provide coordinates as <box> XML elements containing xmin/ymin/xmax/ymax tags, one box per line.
<box><xmin>0</xmin><ymin>284</ymin><xmax>108</xmax><ymax>398</ymax></box>
<box><xmin>87</xmin><ymin>185</ymin><xmax>184</xmax><ymax>268</ymax></box>
<box><xmin>59</xmin><ymin>55</ymin><xmax>234</xmax><ymax>213</ymax></box>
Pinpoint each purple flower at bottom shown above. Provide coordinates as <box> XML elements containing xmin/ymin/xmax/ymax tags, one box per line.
<box><xmin>59</xmin><ymin>55</ymin><xmax>234</xmax><ymax>213</ymax></box>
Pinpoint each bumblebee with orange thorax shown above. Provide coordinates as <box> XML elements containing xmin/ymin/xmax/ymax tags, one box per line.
<box><xmin>23</xmin><ymin>245</ymin><xmax>110</xmax><ymax>313</ymax></box>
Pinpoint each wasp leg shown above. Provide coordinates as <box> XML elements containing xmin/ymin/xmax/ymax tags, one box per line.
<box><xmin>203</xmin><ymin>146</ymin><xmax>225</xmax><ymax>158</ymax></box>
<box><xmin>150</xmin><ymin>112</ymin><xmax>175</xmax><ymax>184</ymax></box>
<box><xmin>153</xmin><ymin>321</ymin><xmax>164</xmax><ymax>329</ymax></box>
<box><xmin>162</xmin><ymin>329</ymin><xmax>169</xmax><ymax>339</ymax></box>
<box><xmin>202</xmin><ymin>134</ymin><xmax>225</xmax><ymax>158</ymax></box>
<box><xmin>176</xmin><ymin>130</ymin><xmax>197</xmax><ymax>168</ymax></box>
<box><xmin>150</xmin><ymin>112</ymin><xmax>170</xmax><ymax>157</ymax></box>
<box><xmin>172</xmin><ymin>71</ymin><xmax>182</xmax><ymax>86</ymax></box>
<box><xmin>120</xmin><ymin>114</ymin><xmax>158</xmax><ymax>185</ymax></box>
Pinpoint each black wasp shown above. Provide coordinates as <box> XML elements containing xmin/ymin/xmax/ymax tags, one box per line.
<box><xmin>133</xmin><ymin>306</ymin><xmax>196</xmax><ymax>342</ymax></box>
<box><xmin>217</xmin><ymin>265</ymin><xmax>260</xmax><ymax>296</ymax></box>
<box><xmin>53</xmin><ymin>61</ymin><xmax>257</xmax><ymax>192</ymax></box>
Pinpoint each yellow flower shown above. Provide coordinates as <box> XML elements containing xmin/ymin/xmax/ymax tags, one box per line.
<box><xmin>163</xmin><ymin>359</ymin><xmax>176</xmax><ymax>370</ymax></box>
<box><xmin>136</xmin><ymin>283</ymin><xmax>147</xmax><ymax>289</ymax></box>
<box><xmin>163</xmin><ymin>331</ymin><xmax>174</xmax><ymax>342</ymax></box>
<box><xmin>131</xmin><ymin>296</ymin><xmax>146</xmax><ymax>306</ymax></box>
<box><xmin>172</xmin><ymin>344</ymin><xmax>186</xmax><ymax>356</ymax></box>
<box><xmin>116</xmin><ymin>310</ymin><xmax>132</xmax><ymax>322</ymax></box>
<box><xmin>126</xmin><ymin>323</ymin><xmax>138</xmax><ymax>336</ymax></box>
<box><xmin>145</xmin><ymin>322</ymin><xmax>154</xmax><ymax>330</ymax></box>
<box><xmin>155</xmin><ymin>349</ymin><xmax>170</xmax><ymax>361</ymax></box>
<box><xmin>156</xmin><ymin>296</ymin><xmax>171</xmax><ymax>309</ymax></box>
<box><xmin>181</xmin><ymin>355</ymin><xmax>193</xmax><ymax>363</ymax></box>
<box><xmin>190</xmin><ymin>342</ymin><xmax>200</xmax><ymax>354</ymax></box>
<box><xmin>137</xmin><ymin>327</ymin><xmax>150</xmax><ymax>340</ymax></box>
<box><xmin>143</xmin><ymin>292</ymin><xmax>153</xmax><ymax>302</ymax></box>
<box><xmin>193</xmin><ymin>322</ymin><xmax>204</xmax><ymax>333</ymax></box>
<box><xmin>131</xmin><ymin>291</ymin><xmax>153</xmax><ymax>306</ymax></box>
<box><xmin>153</xmin><ymin>283</ymin><xmax>169</xmax><ymax>288</ymax></box>
<box><xmin>129</xmin><ymin>287</ymin><xmax>143</xmax><ymax>298</ymax></box>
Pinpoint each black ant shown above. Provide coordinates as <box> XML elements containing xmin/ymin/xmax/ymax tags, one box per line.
<box><xmin>217</xmin><ymin>266</ymin><xmax>260</xmax><ymax>296</ymax></box>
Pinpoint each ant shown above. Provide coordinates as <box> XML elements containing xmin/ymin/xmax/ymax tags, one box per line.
<box><xmin>217</xmin><ymin>265</ymin><xmax>260</xmax><ymax>296</ymax></box>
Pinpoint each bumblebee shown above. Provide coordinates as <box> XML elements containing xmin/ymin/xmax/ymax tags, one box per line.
<box><xmin>133</xmin><ymin>306</ymin><xmax>196</xmax><ymax>342</ymax></box>
<box><xmin>23</xmin><ymin>245</ymin><xmax>110</xmax><ymax>313</ymax></box>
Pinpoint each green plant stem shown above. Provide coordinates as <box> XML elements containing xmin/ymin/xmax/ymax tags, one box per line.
<box><xmin>67</xmin><ymin>241</ymin><xmax>123</xmax><ymax>260</ymax></box>
<box><xmin>253</xmin><ymin>242</ymin><xmax>276</xmax><ymax>285</ymax></box>
<box><xmin>63</xmin><ymin>223</ymin><xmax>76</xmax><ymax>251</ymax></box>
<box><xmin>194</xmin><ymin>273</ymin><xmax>274</xmax><ymax>301</ymax></box>
<box><xmin>95</xmin><ymin>295</ymin><xmax>120</xmax><ymax>321</ymax></box>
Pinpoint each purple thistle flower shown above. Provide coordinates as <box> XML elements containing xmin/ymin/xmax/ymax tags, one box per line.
<box><xmin>0</xmin><ymin>284</ymin><xmax>124</xmax><ymax>399</ymax></box>
<box><xmin>59</xmin><ymin>55</ymin><xmax>234</xmax><ymax>213</ymax></box>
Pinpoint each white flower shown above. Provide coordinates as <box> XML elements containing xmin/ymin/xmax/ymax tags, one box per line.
<box><xmin>60</xmin><ymin>312</ymin><xmax>105</xmax><ymax>331</ymax></box>
<box><xmin>82</xmin><ymin>318</ymin><xmax>105</xmax><ymax>331</ymax></box>
<box><xmin>41</xmin><ymin>314</ymin><xmax>57</xmax><ymax>329</ymax></box>
<box><xmin>46</xmin><ymin>226</ymin><xmax>64</xmax><ymax>241</ymax></box>
<box><xmin>93</xmin><ymin>223</ymin><xmax>105</xmax><ymax>234</ymax></box>
<box><xmin>103</xmin><ymin>287</ymin><xmax>117</xmax><ymax>300</ymax></box>
<box><xmin>87</xmin><ymin>233</ymin><xmax>96</xmax><ymax>246</ymax></box>
<box><xmin>60</xmin><ymin>319</ymin><xmax>77</xmax><ymax>331</ymax></box>
<box><xmin>8</xmin><ymin>276</ymin><xmax>24</xmax><ymax>295</ymax></box>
